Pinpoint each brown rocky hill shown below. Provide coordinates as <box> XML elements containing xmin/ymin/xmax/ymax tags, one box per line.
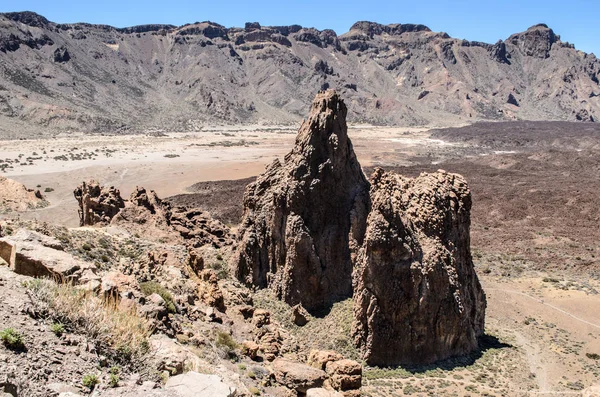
<box><xmin>0</xmin><ymin>12</ymin><xmax>599</xmax><ymax>136</ymax></box>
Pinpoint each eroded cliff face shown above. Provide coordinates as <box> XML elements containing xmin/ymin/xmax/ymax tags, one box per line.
<box><xmin>231</xmin><ymin>90</ymin><xmax>371</xmax><ymax>312</ymax></box>
<box><xmin>352</xmin><ymin>168</ymin><xmax>486</xmax><ymax>365</ymax></box>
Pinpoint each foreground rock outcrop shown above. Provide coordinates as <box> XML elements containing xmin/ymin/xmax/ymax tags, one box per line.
<box><xmin>352</xmin><ymin>168</ymin><xmax>486</xmax><ymax>365</ymax></box>
<box><xmin>0</xmin><ymin>176</ymin><xmax>46</xmax><ymax>213</ymax></box>
<box><xmin>231</xmin><ymin>90</ymin><xmax>370</xmax><ymax>312</ymax></box>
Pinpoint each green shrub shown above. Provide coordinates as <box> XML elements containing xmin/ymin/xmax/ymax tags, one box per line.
<box><xmin>216</xmin><ymin>331</ymin><xmax>238</xmax><ymax>351</ymax></box>
<box><xmin>139</xmin><ymin>281</ymin><xmax>176</xmax><ymax>313</ymax></box>
<box><xmin>0</xmin><ymin>328</ymin><xmax>24</xmax><ymax>350</ymax></box>
<box><xmin>82</xmin><ymin>373</ymin><xmax>99</xmax><ymax>389</ymax></box>
<box><xmin>586</xmin><ymin>352</ymin><xmax>600</xmax><ymax>360</ymax></box>
<box><xmin>249</xmin><ymin>386</ymin><xmax>261</xmax><ymax>395</ymax></box>
<box><xmin>50</xmin><ymin>322</ymin><xmax>65</xmax><ymax>336</ymax></box>
<box><xmin>44</xmin><ymin>187</ymin><xmax>54</xmax><ymax>193</ymax></box>
<box><xmin>109</xmin><ymin>373</ymin><xmax>119</xmax><ymax>388</ymax></box>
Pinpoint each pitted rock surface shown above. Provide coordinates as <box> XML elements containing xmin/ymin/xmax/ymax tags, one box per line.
<box><xmin>231</xmin><ymin>90</ymin><xmax>370</xmax><ymax>312</ymax></box>
<box><xmin>352</xmin><ymin>168</ymin><xmax>486</xmax><ymax>365</ymax></box>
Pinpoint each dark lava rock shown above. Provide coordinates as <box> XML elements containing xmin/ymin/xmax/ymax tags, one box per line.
<box><xmin>230</xmin><ymin>90</ymin><xmax>370</xmax><ymax>312</ymax></box>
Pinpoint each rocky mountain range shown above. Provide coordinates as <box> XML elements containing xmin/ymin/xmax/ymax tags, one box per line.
<box><xmin>0</xmin><ymin>11</ymin><xmax>599</xmax><ymax>136</ymax></box>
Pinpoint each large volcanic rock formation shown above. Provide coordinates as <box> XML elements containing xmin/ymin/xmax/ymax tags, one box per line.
<box><xmin>352</xmin><ymin>168</ymin><xmax>486</xmax><ymax>365</ymax></box>
<box><xmin>230</xmin><ymin>90</ymin><xmax>371</xmax><ymax>312</ymax></box>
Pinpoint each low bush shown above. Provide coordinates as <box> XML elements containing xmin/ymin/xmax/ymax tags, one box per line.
<box><xmin>0</xmin><ymin>328</ymin><xmax>24</xmax><ymax>350</ymax></box>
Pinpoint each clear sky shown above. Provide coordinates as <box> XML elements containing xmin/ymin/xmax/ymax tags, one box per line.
<box><xmin>3</xmin><ymin>0</ymin><xmax>599</xmax><ymax>55</ymax></box>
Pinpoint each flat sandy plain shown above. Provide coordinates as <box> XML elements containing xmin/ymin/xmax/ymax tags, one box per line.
<box><xmin>1</xmin><ymin>121</ymin><xmax>600</xmax><ymax>396</ymax></box>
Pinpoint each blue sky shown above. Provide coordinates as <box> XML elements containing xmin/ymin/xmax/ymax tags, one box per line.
<box><xmin>4</xmin><ymin>0</ymin><xmax>600</xmax><ymax>55</ymax></box>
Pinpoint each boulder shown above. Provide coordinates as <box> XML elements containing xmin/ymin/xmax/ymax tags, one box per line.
<box><xmin>197</xmin><ymin>269</ymin><xmax>225</xmax><ymax>311</ymax></box>
<box><xmin>149</xmin><ymin>335</ymin><xmax>202</xmax><ymax>376</ymax></box>
<box><xmin>291</xmin><ymin>304</ymin><xmax>310</xmax><ymax>326</ymax></box>
<box><xmin>241</xmin><ymin>340</ymin><xmax>260</xmax><ymax>359</ymax></box>
<box><xmin>352</xmin><ymin>168</ymin><xmax>486</xmax><ymax>365</ymax></box>
<box><xmin>306</xmin><ymin>389</ymin><xmax>343</xmax><ymax>397</ymax></box>
<box><xmin>273</xmin><ymin>358</ymin><xmax>327</xmax><ymax>393</ymax></box>
<box><xmin>325</xmin><ymin>359</ymin><xmax>362</xmax><ymax>391</ymax></box>
<box><xmin>0</xmin><ymin>229</ymin><xmax>96</xmax><ymax>281</ymax></box>
<box><xmin>170</xmin><ymin>207</ymin><xmax>234</xmax><ymax>248</ymax></box>
<box><xmin>252</xmin><ymin>309</ymin><xmax>270</xmax><ymax>328</ymax></box>
<box><xmin>231</xmin><ymin>90</ymin><xmax>370</xmax><ymax>312</ymax></box>
<box><xmin>74</xmin><ymin>180</ymin><xmax>124</xmax><ymax>226</ymax></box>
<box><xmin>165</xmin><ymin>371</ymin><xmax>236</xmax><ymax>397</ymax></box>
<box><xmin>307</xmin><ymin>350</ymin><xmax>343</xmax><ymax>370</ymax></box>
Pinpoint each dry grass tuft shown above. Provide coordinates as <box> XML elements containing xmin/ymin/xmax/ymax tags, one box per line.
<box><xmin>25</xmin><ymin>279</ymin><xmax>151</xmax><ymax>363</ymax></box>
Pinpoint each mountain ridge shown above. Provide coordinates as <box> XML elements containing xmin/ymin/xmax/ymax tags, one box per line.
<box><xmin>0</xmin><ymin>11</ymin><xmax>598</xmax><ymax>137</ymax></box>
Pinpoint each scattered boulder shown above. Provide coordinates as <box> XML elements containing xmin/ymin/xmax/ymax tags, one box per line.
<box><xmin>170</xmin><ymin>207</ymin><xmax>235</xmax><ymax>248</ymax></box>
<box><xmin>252</xmin><ymin>309</ymin><xmax>271</xmax><ymax>328</ymax></box>
<box><xmin>273</xmin><ymin>358</ymin><xmax>327</xmax><ymax>393</ymax></box>
<box><xmin>53</xmin><ymin>46</ymin><xmax>70</xmax><ymax>62</ymax></box>
<box><xmin>165</xmin><ymin>371</ymin><xmax>236</xmax><ymax>397</ymax></box>
<box><xmin>111</xmin><ymin>186</ymin><xmax>175</xmax><ymax>241</ymax></box>
<box><xmin>307</xmin><ymin>350</ymin><xmax>343</xmax><ymax>371</ymax></box>
<box><xmin>241</xmin><ymin>340</ymin><xmax>260</xmax><ymax>359</ymax></box>
<box><xmin>197</xmin><ymin>269</ymin><xmax>225</xmax><ymax>311</ymax></box>
<box><xmin>0</xmin><ymin>229</ymin><xmax>96</xmax><ymax>281</ymax></box>
<box><xmin>306</xmin><ymin>389</ymin><xmax>343</xmax><ymax>397</ymax></box>
<box><xmin>0</xmin><ymin>177</ymin><xmax>47</xmax><ymax>213</ymax></box>
<box><xmin>74</xmin><ymin>181</ymin><xmax>125</xmax><ymax>226</ymax></box>
<box><xmin>291</xmin><ymin>304</ymin><xmax>310</xmax><ymax>326</ymax></box>
<box><xmin>325</xmin><ymin>359</ymin><xmax>362</xmax><ymax>391</ymax></box>
<box><xmin>352</xmin><ymin>168</ymin><xmax>486</xmax><ymax>365</ymax></box>
<box><xmin>231</xmin><ymin>90</ymin><xmax>370</xmax><ymax>312</ymax></box>
<box><xmin>258</xmin><ymin>330</ymin><xmax>282</xmax><ymax>361</ymax></box>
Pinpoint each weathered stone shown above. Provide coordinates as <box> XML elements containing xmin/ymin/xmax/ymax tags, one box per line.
<box><xmin>325</xmin><ymin>359</ymin><xmax>362</xmax><ymax>391</ymax></box>
<box><xmin>197</xmin><ymin>269</ymin><xmax>225</xmax><ymax>311</ymax></box>
<box><xmin>165</xmin><ymin>372</ymin><xmax>236</xmax><ymax>396</ymax></box>
<box><xmin>0</xmin><ymin>230</ymin><xmax>96</xmax><ymax>281</ymax></box>
<box><xmin>0</xmin><ymin>176</ymin><xmax>47</xmax><ymax>213</ymax></box>
<box><xmin>231</xmin><ymin>90</ymin><xmax>370</xmax><ymax>312</ymax></box>
<box><xmin>149</xmin><ymin>335</ymin><xmax>202</xmax><ymax>376</ymax></box>
<box><xmin>352</xmin><ymin>168</ymin><xmax>486</xmax><ymax>365</ymax></box>
<box><xmin>306</xmin><ymin>389</ymin><xmax>344</xmax><ymax>397</ymax></box>
<box><xmin>307</xmin><ymin>350</ymin><xmax>344</xmax><ymax>370</ymax></box>
<box><xmin>291</xmin><ymin>304</ymin><xmax>310</xmax><ymax>326</ymax></box>
<box><xmin>74</xmin><ymin>180</ymin><xmax>125</xmax><ymax>226</ymax></box>
<box><xmin>252</xmin><ymin>309</ymin><xmax>270</xmax><ymax>328</ymax></box>
<box><xmin>241</xmin><ymin>340</ymin><xmax>260</xmax><ymax>359</ymax></box>
<box><xmin>273</xmin><ymin>358</ymin><xmax>327</xmax><ymax>393</ymax></box>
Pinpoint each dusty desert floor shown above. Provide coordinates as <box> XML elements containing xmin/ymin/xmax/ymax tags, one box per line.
<box><xmin>1</xmin><ymin>121</ymin><xmax>599</xmax><ymax>396</ymax></box>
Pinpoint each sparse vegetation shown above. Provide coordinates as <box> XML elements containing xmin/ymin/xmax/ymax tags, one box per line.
<box><xmin>25</xmin><ymin>279</ymin><xmax>151</xmax><ymax>364</ymax></box>
<box><xmin>82</xmin><ymin>373</ymin><xmax>99</xmax><ymax>389</ymax></box>
<box><xmin>139</xmin><ymin>281</ymin><xmax>176</xmax><ymax>313</ymax></box>
<box><xmin>0</xmin><ymin>328</ymin><xmax>25</xmax><ymax>350</ymax></box>
<box><xmin>50</xmin><ymin>322</ymin><xmax>65</xmax><ymax>336</ymax></box>
<box><xmin>44</xmin><ymin>187</ymin><xmax>54</xmax><ymax>192</ymax></box>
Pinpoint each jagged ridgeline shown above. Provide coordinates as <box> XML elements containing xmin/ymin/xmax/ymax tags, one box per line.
<box><xmin>230</xmin><ymin>90</ymin><xmax>486</xmax><ymax>365</ymax></box>
<box><xmin>0</xmin><ymin>12</ymin><xmax>599</xmax><ymax>137</ymax></box>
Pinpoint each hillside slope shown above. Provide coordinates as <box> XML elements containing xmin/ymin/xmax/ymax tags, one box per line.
<box><xmin>0</xmin><ymin>12</ymin><xmax>599</xmax><ymax>136</ymax></box>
